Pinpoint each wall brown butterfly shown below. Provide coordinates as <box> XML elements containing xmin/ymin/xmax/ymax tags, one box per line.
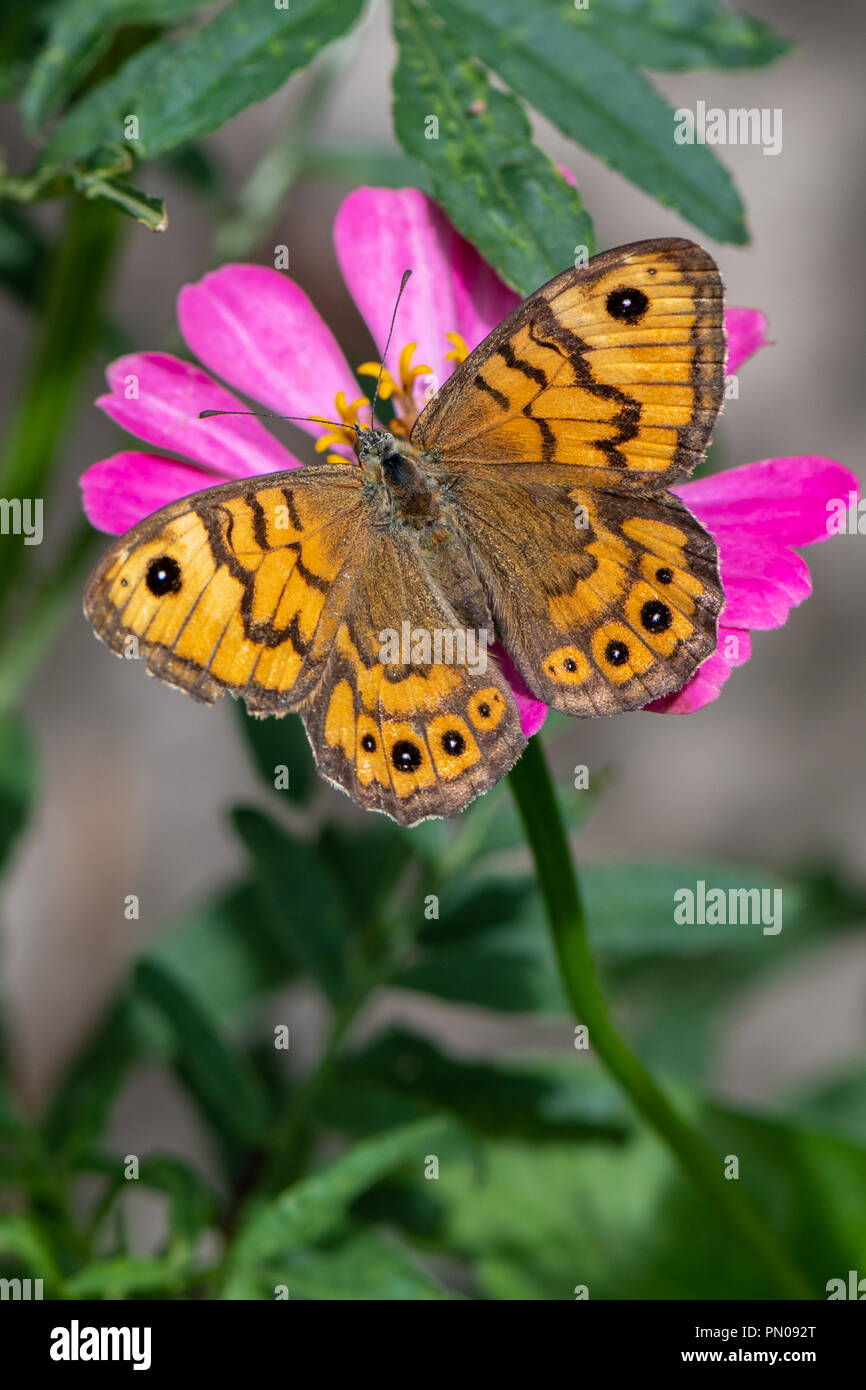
<box><xmin>84</xmin><ymin>238</ymin><xmax>725</xmax><ymax>825</ymax></box>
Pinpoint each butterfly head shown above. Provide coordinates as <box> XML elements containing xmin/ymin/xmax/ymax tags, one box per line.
<box><xmin>356</xmin><ymin>426</ymin><xmax>400</xmax><ymax>481</ymax></box>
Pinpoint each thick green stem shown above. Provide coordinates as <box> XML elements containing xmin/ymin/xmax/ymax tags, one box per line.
<box><xmin>509</xmin><ymin>737</ymin><xmax>814</xmax><ymax>1300</ymax></box>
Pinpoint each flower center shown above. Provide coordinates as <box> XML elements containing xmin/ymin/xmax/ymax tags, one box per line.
<box><xmin>312</xmin><ymin>392</ymin><xmax>371</xmax><ymax>465</ymax></box>
<box><xmin>357</xmin><ymin>333</ymin><xmax>469</xmax><ymax>437</ymax></box>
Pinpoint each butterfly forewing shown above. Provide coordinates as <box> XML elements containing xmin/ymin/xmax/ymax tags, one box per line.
<box><xmin>412</xmin><ymin>238</ymin><xmax>725</xmax><ymax>488</ymax></box>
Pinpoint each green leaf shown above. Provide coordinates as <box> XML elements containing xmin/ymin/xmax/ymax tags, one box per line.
<box><xmin>133</xmin><ymin>959</ymin><xmax>270</xmax><ymax>1151</ymax></box>
<box><xmin>22</xmin><ymin>0</ymin><xmax>209</xmax><ymax>131</ymax></box>
<box><xmin>232</xmin><ymin>806</ymin><xmax>350</xmax><ymax>1002</ymax></box>
<box><xmin>151</xmin><ymin>880</ymin><xmax>299</xmax><ymax>1020</ymax></box>
<box><xmin>392</xmin><ymin>0</ymin><xmax>594</xmax><ymax>297</ymax></box>
<box><xmin>237</xmin><ymin>1225</ymin><xmax>450</xmax><ymax>1300</ymax></box>
<box><xmin>575</xmin><ymin>0</ymin><xmax>793</xmax><ymax>73</ymax></box>
<box><xmin>440</xmin><ymin>1102</ymin><xmax>865</xmax><ymax>1299</ymax></box>
<box><xmin>0</xmin><ymin>710</ymin><xmax>36</xmax><ymax>879</ymax></box>
<box><xmin>41</xmin><ymin>997</ymin><xmax>140</xmax><ymax>1157</ymax></box>
<box><xmin>234</xmin><ymin>702</ymin><xmax>315</xmax><ymax>804</ymax></box>
<box><xmin>82</xmin><ymin>1152</ymin><xmax>217</xmax><ymax>1250</ymax></box>
<box><xmin>419</xmin><ymin>876</ymin><xmax>535</xmax><ymax>945</ymax></box>
<box><xmin>76</xmin><ymin>172</ymin><xmax>168</xmax><ymax>230</ymax></box>
<box><xmin>393</xmin><ymin>922</ymin><xmax>566</xmax><ymax>1013</ymax></box>
<box><xmin>340</xmin><ymin>1029</ymin><xmax>631</xmax><ymax>1143</ymax></box>
<box><xmin>434</xmin><ymin>0</ymin><xmax>747</xmax><ymax>244</ymax></box>
<box><xmin>0</xmin><ymin>1213</ymin><xmax>62</xmax><ymax>1287</ymax></box>
<box><xmin>318</xmin><ymin>820</ymin><xmax>411</xmax><ymax>927</ymax></box>
<box><xmin>45</xmin><ymin>0</ymin><xmax>366</xmax><ymax>165</ymax></box>
<box><xmin>62</xmin><ymin>1252</ymin><xmax>189</xmax><ymax>1299</ymax></box>
<box><xmin>225</xmin><ymin>1117</ymin><xmax>449</xmax><ymax>1289</ymax></box>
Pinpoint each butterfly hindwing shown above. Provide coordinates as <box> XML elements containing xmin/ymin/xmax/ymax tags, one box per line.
<box><xmin>300</xmin><ymin>526</ymin><xmax>526</xmax><ymax>825</ymax></box>
<box><xmin>83</xmin><ymin>465</ymin><xmax>366</xmax><ymax>713</ymax></box>
<box><xmin>445</xmin><ymin>466</ymin><xmax>722</xmax><ymax>715</ymax></box>
<box><xmin>412</xmin><ymin>238</ymin><xmax>725</xmax><ymax>488</ymax></box>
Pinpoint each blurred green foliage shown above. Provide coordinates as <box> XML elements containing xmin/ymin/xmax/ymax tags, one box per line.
<box><xmin>1</xmin><ymin>711</ymin><xmax>865</xmax><ymax>1298</ymax></box>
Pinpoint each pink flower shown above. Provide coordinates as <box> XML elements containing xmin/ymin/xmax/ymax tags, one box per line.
<box><xmin>81</xmin><ymin>187</ymin><xmax>856</xmax><ymax>737</ymax></box>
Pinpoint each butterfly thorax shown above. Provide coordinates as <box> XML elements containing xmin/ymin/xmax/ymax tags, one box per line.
<box><xmin>356</xmin><ymin>427</ymin><xmax>441</xmax><ymax>529</ymax></box>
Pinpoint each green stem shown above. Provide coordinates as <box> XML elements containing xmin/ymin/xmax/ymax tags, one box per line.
<box><xmin>509</xmin><ymin>737</ymin><xmax>814</xmax><ymax>1300</ymax></box>
<box><xmin>0</xmin><ymin>197</ymin><xmax>120</xmax><ymax>606</ymax></box>
<box><xmin>0</xmin><ymin>521</ymin><xmax>101</xmax><ymax>716</ymax></box>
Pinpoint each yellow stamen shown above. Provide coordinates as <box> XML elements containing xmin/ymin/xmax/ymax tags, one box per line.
<box><xmin>312</xmin><ymin>390</ymin><xmax>369</xmax><ymax>456</ymax></box>
<box><xmin>445</xmin><ymin>332</ymin><xmax>469</xmax><ymax>364</ymax></box>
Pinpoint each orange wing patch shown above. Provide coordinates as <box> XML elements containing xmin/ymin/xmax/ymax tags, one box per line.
<box><xmin>412</xmin><ymin>238</ymin><xmax>724</xmax><ymax>487</ymax></box>
<box><xmin>83</xmin><ymin>466</ymin><xmax>365</xmax><ymax>713</ymax></box>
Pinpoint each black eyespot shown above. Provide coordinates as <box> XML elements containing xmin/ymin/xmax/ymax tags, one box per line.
<box><xmin>655</xmin><ymin>567</ymin><xmax>674</xmax><ymax>585</ymax></box>
<box><xmin>391</xmin><ymin>739</ymin><xmax>422</xmax><ymax>772</ymax></box>
<box><xmin>605</xmin><ymin>287</ymin><xmax>649</xmax><ymax>323</ymax></box>
<box><xmin>441</xmin><ymin>729</ymin><xmax>466</xmax><ymax>757</ymax></box>
<box><xmin>640</xmin><ymin>599</ymin><xmax>673</xmax><ymax>633</ymax></box>
<box><xmin>605</xmin><ymin>639</ymin><xmax>629</xmax><ymax>667</ymax></box>
<box><xmin>120</xmin><ymin>578</ymin><xmax>129</xmax><ymax>587</ymax></box>
<box><xmin>146</xmin><ymin>555</ymin><xmax>182</xmax><ymax>597</ymax></box>
<box><xmin>563</xmin><ymin>657</ymin><xmax>577</xmax><ymax>673</ymax></box>
<box><xmin>477</xmin><ymin>701</ymin><xmax>491</xmax><ymax>718</ymax></box>
<box><xmin>361</xmin><ymin>733</ymin><xmax>377</xmax><ymax>752</ymax></box>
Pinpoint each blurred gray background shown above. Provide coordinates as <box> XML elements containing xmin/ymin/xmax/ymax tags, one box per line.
<box><xmin>1</xmin><ymin>0</ymin><xmax>864</xmax><ymax>1140</ymax></box>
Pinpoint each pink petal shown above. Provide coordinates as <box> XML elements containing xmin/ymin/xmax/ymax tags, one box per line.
<box><xmin>335</xmin><ymin>188</ymin><xmax>461</xmax><ymax>393</ymax></box>
<box><xmin>80</xmin><ymin>452</ymin><xmax>218</xmax><ymax>535</ymax></box>
<box><xmin>648</xmin><ymin>627</ymin><xmax>751</xmax><ymax>714</ymax></box>
<box><xmin>450</xmin><ymin>231</ymin><xmax>519</xmax><ymax>357</ymax></box>
<box><xmin>714</xmin><ymin>535</ymin><xmax>811</xmax><ymax>630</ymax></box>
<box><xmin>678</xmin><ymin>457</ymin><xmax>858</xmax><ymax>548</ymax></box>
<box><xmin>495</xmin><ymin>643</ymin><xmax>549</xmax><ymax>737</ymax></box>
<box><xmin>177</xmin><ymin>265</ymin><xmax>360</xmax><ymax>443</ymax></box>
<box><xmin>724</xmin><ymin>307</ymin><xmax>771</xmax><ymax>375</ymax></box>
<box><xmin>335</xmin><ymin>187</ymin><xmax>516</xmax><ymax>396</ymax></box>
<box><xmin>98</xmin><ymin>352</ymin><xmax>301</xmax><ymax>479</ymax></box>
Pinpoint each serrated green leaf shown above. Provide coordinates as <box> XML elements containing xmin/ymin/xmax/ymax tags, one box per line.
<box><xmin>44</xmin><ymin>0</ymin><xmax>365</xmax><ymax>166</ymax></box>
<box><xmin>22</xmin><ymin>0</ymin><xmax>208</xmax><ymax>131</ymax></box>
<box><xmin>226</xmin><ymin>1117</ymin><xmax>448</xmax><ymax>1284</ymax></box>
<box><xmin>435</xmin><ymin>0</ymin><xmax>748</xmax><ymax>244</ymax></box>
<box><xmin>392</xmin><ymin>0</ymin><xmax>594</xmax><ymax>297</ymax></box>
<box><xmin>575</xmin><ymin>0</ymin><xmax>792</xmax><ymax>73</ymax></box>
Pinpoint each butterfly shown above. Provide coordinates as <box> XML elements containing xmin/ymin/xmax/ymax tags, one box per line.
<box><xmin>84</xmin><ymin>238</ymin><xmax>725</xmax><ymax>826</ymax></box>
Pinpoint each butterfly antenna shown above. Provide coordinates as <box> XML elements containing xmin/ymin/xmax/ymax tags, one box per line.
<box><xmin>370</xmin><ymin>268</ymin><xmax>412</xmax><ymax>424</ymax></box>
<box><xmin>198</xmin><ymin>409</ymin><xmax>346</xmax><ymax>429</ymax></box>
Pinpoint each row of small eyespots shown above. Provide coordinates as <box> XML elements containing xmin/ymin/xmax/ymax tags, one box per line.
<box><xmin>546</xmin><ymin>584</ymin><xmax>679</xmax><ymax>684</ymax></box>
<box><xmin>356</xmin><ymin>689</ymin><xmax>507</xmax><ymax>775</ymax></box>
